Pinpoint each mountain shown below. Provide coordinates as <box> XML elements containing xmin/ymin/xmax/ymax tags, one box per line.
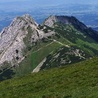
<box><xmin>0</xmin><ymin>14</ymin><xmax>98</xmax><ymax>80</ymax></box>
<box><xmin>40</xmin><ymin>15</ymin><xmax>98</xmax><ymax>70</ymax></box>
<box><xmin>0</xmin><ymin>57</ymin><xmax>98</xmax><ymax>98</ymax></box>
<box><xmin>44</xmin><ymin>15</ymin><xmax>98</xmax><ymax>42</ymax></box>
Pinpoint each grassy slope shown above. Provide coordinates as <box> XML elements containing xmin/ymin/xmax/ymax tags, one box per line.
<box><xmin>0</xmin><ymin>57</ymin><xmax>98</xmax><ymax>98</ymax></box>
<box><xmin>14</xmin><ymin>41</ymin><xmax>62</xmax><ymax>77</ymax></box>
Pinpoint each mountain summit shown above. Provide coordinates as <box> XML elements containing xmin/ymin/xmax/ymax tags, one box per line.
<box><xmin>0</xmin><ymin>14</ymin><xmax>37</xmax><ymax>65</ymax></box>
<box><xmin>44</xmin><ymin>15</ymin><xmax>98</xmax><ymax>42</ymax></box>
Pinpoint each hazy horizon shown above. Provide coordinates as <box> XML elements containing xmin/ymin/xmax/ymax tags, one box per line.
<box><xmin>0</xmin><ymin>0</ymin><xmax>97</xmax><ymax>12</ymax></box>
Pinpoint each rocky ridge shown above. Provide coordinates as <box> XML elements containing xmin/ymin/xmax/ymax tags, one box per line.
<box><xmin>43</xmin><ymin>15</ymin><xmax>98</xmax><ymax>42</ymax></box>
<box><xmin>0</xmin><ymin>14</ymin><xmax>55</xmax><ymax>66</ymax></box>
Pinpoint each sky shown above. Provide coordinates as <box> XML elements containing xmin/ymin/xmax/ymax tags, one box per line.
<box><xmin>0</xmin><ymin>0</ymin><xmax>98</xmax><ymax>5</ymax></box>
<box><xmin>0</xmin><ymin>0</ymin><xmax>97</xmax><ymax>13</ymax></box>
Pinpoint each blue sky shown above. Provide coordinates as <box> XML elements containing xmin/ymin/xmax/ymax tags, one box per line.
<box><xmin>0</xmin><ymin>0</ymin><xmax>98</xmax><ymax>5</ymax></box>
<box><xmin>0</xmin><ymin>0</ymin><xmax>97</xmax><ymax>12</ymax></box>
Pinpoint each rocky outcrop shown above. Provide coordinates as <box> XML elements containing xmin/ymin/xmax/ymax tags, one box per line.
<box><xmin>0</xmin><ymin>14</ymin><xmax>36</xmax><ymax>65</ymax></box>
<box><xmin>43</xmin><ymin>15</ymin><xmax>57</xmax><ymax>27</ymax></box>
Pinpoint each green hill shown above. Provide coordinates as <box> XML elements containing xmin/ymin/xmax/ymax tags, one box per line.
<box><xmin>0</xmin><ymin>57</ymin><xmax>98</xmax><ymax>98</ymax></box>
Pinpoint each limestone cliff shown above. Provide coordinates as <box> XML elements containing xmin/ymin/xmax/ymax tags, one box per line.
<box><xmin>0</xmin><ymin>14</ymin><xmax>55</xmax><ymax>66</ymax></box>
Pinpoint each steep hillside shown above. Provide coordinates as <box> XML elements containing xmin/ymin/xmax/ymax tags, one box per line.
<box><xmin>36</xmin><ymin>15</ymin><xmax>98</xmax><ymax>70</ymax></box>
<box><xmin>0</xmin><ymin>57</ymin><xmax>98</xmax><ymax>98</ymax></box>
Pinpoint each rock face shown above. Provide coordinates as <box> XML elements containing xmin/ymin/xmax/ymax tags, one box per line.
<box><xmin>0</xmin><ymin>14</ymin><xmax>36</xmax><ymax>65</ymax></box>
<box><xmin>0</xmin><ymin>14</ymin><xmax>55</xmax><ymax>66</ymax></box>
<box><xmin>43</xmin><ymin>15</ymin><xmax>57</xmax><ymax>27</ymax></box>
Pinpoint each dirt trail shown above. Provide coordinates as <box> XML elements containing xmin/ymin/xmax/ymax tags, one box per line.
<box><xmin>53</xmin><ymin>39</ymin><xmax>70</xmax><ymax>48</ymax></box>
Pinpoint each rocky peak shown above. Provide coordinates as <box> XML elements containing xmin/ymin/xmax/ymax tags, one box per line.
<box><xmin>43</xmin><ymin>15</ymin><xmax>87</xmax><ymax>29</ymax></box>
<box><xmin>0</xmin><ymin>14</ymin><xmax>39</xmax><ymax>65</ymax></box>
<box><xmin>43</xmin><ymin>15</ymin><xmax>98</xmax><ymax>42</ymax></box>
<box><xmin>0</xmin><ymin>14</ymin><xmax>36</xmax><ymax>51</ymax></box>
<box><xmin>9</xmin><ymin>14</ymin><xmax>38</xmax><ymax>29</ymax></box>
<box><xmin>22</xmin><ymin>14</ymin><xmax>38</xmax><ymax>26</ymax></box>
<box><xmin>43</xmin><ymin>15</ymin><xmax>57</xmax><ymax>27</ymax></box>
